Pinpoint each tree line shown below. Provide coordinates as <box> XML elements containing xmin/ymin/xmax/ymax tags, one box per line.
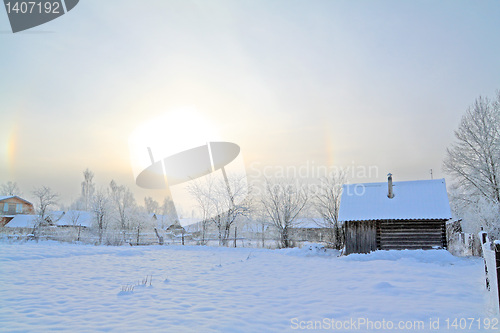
<box><xmin>1</xmin><ymin>169</ymin><xmax>346</xmax><ymax>248</ymax></box>
<box><xmin>2</xmin><ymin>90</ymin><xmax>498</xmax><ymax>246</ymax></box>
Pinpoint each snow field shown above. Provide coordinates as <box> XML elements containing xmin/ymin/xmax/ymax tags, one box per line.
<box><xmin>0</xmin><ymin>242</ymin><xmax>493</xmax><ymax>332</ymax></box>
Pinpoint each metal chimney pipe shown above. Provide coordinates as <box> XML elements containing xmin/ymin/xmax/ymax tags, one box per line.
<box><xmin>387</xmin><ymin>173</ymin><xmax>394</xmax><ymax>198</ymax></box>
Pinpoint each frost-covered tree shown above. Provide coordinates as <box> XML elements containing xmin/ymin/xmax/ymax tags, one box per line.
<box><xmin>188</xmin><ymin>177</ymin><xmax>215</xmax><ymax>244</ymax></box>
<box><xmin>109</xmin><ymin>180</ymin><xmax>136</xmax><ymax>241</ymax></box>
<box><xmin>188</xmin><ymin>173</ymin><xmax>250</xmax><ymax>246</ymax></box>
<box><xmin>144</xmin><ymin>196</ymin><xmax>159</xmax><ymax>215</ymax></box>
<box><xmin>312</xmin><ymin>173</ymin><xmax>345</xmax><ymax>249</ymax></box>
<box><xmin>81</xmin><ymin>169</ymin><xmax>95</xmax><ymax>211</ymax></box>
<box><xmin>129</xmin><ymin>207</ymin><xmax>151</xmax><ymax>246</ymax></box>
<box><xmin>444</xmin><ymin>91</ymin><xmax>500</xmax><ymax>238</ymax></box>
<box><xmin>31</xmin><ymin>186</ymin><xmax>58</xmax><ymax>240</ymax></box>
<box><xmin>155</xmin><ymin>197</ymin><xmax>178</xmax><ymax>229</ymax></box>
<box><xmin>260</xmin><ymin>178</ymin><xmax>309</xmax><ymax>248</ymax></box>
<box><xmin>92</xmin><ymin>190</ymin><xmax>109</xmax><ymax>245</ymax></box>
<box><xmin>251</xmin><ymin>208</ymin><xmax>272</xmax><ymax>248</ymax></box>
<box><xmin>444</xmin><ymin>92</ymin><xmax>500</xmax><ymax>204</ymax></box>
<box><xmin>1</xmin><ymin>181</ymin><xmax>21</xmax><ymax>196</ymax></box>
<box><xmin>67</xmin><ymin>210</ymin><xmax>85</xmax><ymax>242</ymax></box>
<box><xmin>32</xmin><ymin>186</ymin><xmax>58</xmax><ymax>221</ymax></box>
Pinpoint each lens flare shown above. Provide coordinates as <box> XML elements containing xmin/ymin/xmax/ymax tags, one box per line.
<box><xmin>5</xmin><ymin>125</ymin><xmax>18</xmax><ymax>174</ymax></box>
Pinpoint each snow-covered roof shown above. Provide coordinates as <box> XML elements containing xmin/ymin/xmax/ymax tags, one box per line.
<box><xmin>152</xmin><ymin>213</ymin><xmax>171</xmax><ymax>221</ymax></box>
<box><xmin>338</xmin><ymin>178</ymin><xmax>452</xmax><ymax>222</ymax></box>
<box><xmin>5</xmin><ymin>215</ymin><xmax>38</xmax><ymax>227</ymax></box>
<box><xmin>55</xmin><ymin>211</ymin><xmax>92</xmax><ymax>227</ymax></box>
<box><xmin>47</xmin><ymin>211</ymin><xmax>65</xmax><ymax>222</ymax></box>
<box><xmin>5</xmin><ymin>211</ymin><xmax>93</xmax><ymax>228</ymax></box>
<box><xmin>0</xmin><ymin>195</ymin><xmax>33</xmax><ymax>205</ymax></box>
<box><xmin>179</xmin><ymin>217</ymin><xmax>201</xmax><ymax>227</ymax></box>
<box><xmin>293</xmin><ymin>218</ymin><xmax>325</xmax><ymax>229</ymax></box>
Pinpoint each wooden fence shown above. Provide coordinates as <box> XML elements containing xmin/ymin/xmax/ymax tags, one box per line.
<box><xmin>479</xmin><ymin>229</ymin><xmax>500</xmax><ymax>315</ymax></box>
<box><xmin>447</xmin><ymin>232</ymin><xmax>481</xmax><ymax>257</ymax></box>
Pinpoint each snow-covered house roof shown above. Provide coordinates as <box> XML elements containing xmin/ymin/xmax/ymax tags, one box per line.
<box><xmin>5</xmin><ymin>211</ymin><xmax>93</xmax><ymax>228</ymax></box>
<box><xmin>0</xmin><ymin>195</ymin><xmax>33</xmax><ymax>205</ymax></box>
<box><xmin>179</xmin><ymin>217</ymin><xmax>201</xmax><ymax>227</ymax></box>
<box><xmin>338</xmin><ymin>178</ymin><xmax>452</xmax><ymax>222</ymax></box>
<box><xmin>293</xmin><ymin>218</ymin><xmax>326</xmax><ymax>229</ymax></box>
<box><xmin>54</xmin><ymin>211</ymin><xmax>92</xmax><ymax>227</ymax></box>
<box><xmin>5</xmin><ymin>214</ymin><xmax>38</xmax><ymax>227</ymax></box>
<box><xmin>46</xmin><ymin>211</ymin><xmax>65</xmax><ymax>223</ymax></box>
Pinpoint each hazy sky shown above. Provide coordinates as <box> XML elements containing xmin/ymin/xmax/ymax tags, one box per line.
<box><xmin>1</xmin><ymin>0</ymin><xmax>499</xmax><ymax>207</ymax></box>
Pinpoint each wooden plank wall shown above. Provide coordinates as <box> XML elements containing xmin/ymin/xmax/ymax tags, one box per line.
<box><xmin>0</xmin><ymin>198</ymin><xmax>35</xmax><ymax>215</ymax></box>
<box><xmin>345</xmin><ymin>221</ymin><xmax>377</xmax><ymax>255</ymax></box>
<box><xmin>378</xmin><ymin>219</ymin><xmax>446</xmax><ymax>250</ymax></box>
<box><xmin>345</xmin><ymin>219</ymin><xmax>447</xmax><ymax>254</ymax></box>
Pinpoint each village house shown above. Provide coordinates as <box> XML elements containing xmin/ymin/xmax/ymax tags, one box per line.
<box><xmin>5</xmin><ymin>210</ymin><xmax>93</xmax><ymax>229</ymax></box>
<box><xmin>0</xmin><ymin>195</ymin><xmax>35</xmax><ymax>226</ymax></box>
<box><xmin>289</xmin><ymin>218</ymin><xmax>332</xmax><ymax>244</ymax></box>
<box><xmin>53</xmin><ymin>210</ymin><xmax>93</xmax><ymax>228</ymax></box>
<box><xmin>339</xmin><ymin>174</ymin><xmax>451</xmax><ymax>255</ymax></box>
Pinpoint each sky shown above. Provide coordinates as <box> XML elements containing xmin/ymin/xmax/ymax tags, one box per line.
<box><xmin>1</xmin><ymin>0</ymin><xmax>499</xmax><ymax>208</ymax></box>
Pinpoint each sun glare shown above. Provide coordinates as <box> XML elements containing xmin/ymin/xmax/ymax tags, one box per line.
<box><xmin>128</xmin><ymin>107</ymin><xmax>221</xmax><ymax>180</ymax></box>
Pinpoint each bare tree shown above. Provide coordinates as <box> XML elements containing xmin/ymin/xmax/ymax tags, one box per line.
<box><xmin>67</xmin><ymin>210</ymin><xmax>84</xmax><ymax>242</ymax></box>
<box><xmin>92</xmin><ymin>190</ymin><xmax>109</xmax><ymax>245</ymax></box>
<box><xmin>31</xmin><ymin>186</ymin><xmax>58</xmax><ymax>240</ymax></box>
<box><xmin>1</xmin><ymin>181</ymin><xmax>21</xmax><ymax>196</ymax></box>
<box><xmin>109</xmin><ymin>180</ymin><xmax>136</xmax><ymax>241</ymax></box>
<box><xmin>312</xmin><ymin>173</ymin><xmax>346</xmax><ymax>249</ymax></box>
<box><xmin>251</xmin><ymin>209</ymin><xmax>272</xmax><ymax>248</ymax></box>
<box><xmin>144</xmin><ymin>197</ymin><xmax>165</xmax><ymax>243</ymax></box>
<box><xmin>81</xmin><ymin>168</ymin><xmax>95</xmax><ymax>211</ymax></box>
<box><xmin>32</xmin><ymin>186</ymin><xmax>58</xmax><ymax>221</ymax></box>
<box><xmin>188</xmin><ymin>176</ymin><xmax>216</xmax><ymax>244</ymax></box>
<box><xmin>444</xmin><ymin>91</ymin><xmax>500</xmax><ymax>237</ymax></box>
<box><xmin>260</xmin><ymin>178</ymin><xmax>309</xmax><ymax>248</ymax></box>
<box><xmin>188</xmin><ymin>173</ymin><xmax>250</xmax><ymax>246</ymax></box>
<box><xmin>129</xmin><ymin>208</ymin><xmax>150</xmax><ymax>246</ymax></box>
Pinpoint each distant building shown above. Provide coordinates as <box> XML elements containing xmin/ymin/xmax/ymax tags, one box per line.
<box><xmin>4</xmin><ymin>214</ymin><xmax>38</xmax><ymax>228</ymax></box>
<box><xmin>53</xmin><ymin>210</ymin><xmax>92</xmax><ymax>228</ymax></box>
<box><xmin>5</xmin><ymin>210</ymin><xmax>93</xmax><ymax>228</ymax></box>
<box><xmin>339</xmin><ymin>175</ymin><xmax>451</xmax><ymax>255</ymax></box>
<box><xmin>0</xmin><ymin>196</ymin><xmax>35</xmax><ymax>226</ymax></box>
<box><xmin>290</xmin><ymin>218</ymin><xmax>332</xmax><ymax>244</ymax></box>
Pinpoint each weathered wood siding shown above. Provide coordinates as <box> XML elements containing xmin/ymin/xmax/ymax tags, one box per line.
<box><xmin>378</xmin><ymin>219</ymin><xmax>447</xmax><ymax>250</ymax></box>
<box><xmin>345</xmin><ymin>219</ymin><xmax>447</xmax><ymax>254</ymax></box>
<box><xmin>345</xmin><ymin>221</ymin><xmax>377</xmax><ymax>255</ymax></box>
<box><xmin>0</xmin><ymin>197</ymin><xmax>35</xmax><ymax>215</ymax></box>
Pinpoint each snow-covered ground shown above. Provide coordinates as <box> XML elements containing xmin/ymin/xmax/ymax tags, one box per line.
<box><xmin>0</xmin><ymin>242</ymin><xmax>496</xmax><ymax>332</ymax></box>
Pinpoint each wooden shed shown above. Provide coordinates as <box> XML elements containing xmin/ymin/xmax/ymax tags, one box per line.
<box><xmin>339</xmin><ymin>175</ymin><xmax>451</xmax><ymax>255</ymax></box>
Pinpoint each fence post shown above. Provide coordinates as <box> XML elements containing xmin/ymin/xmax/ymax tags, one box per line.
<box><xmin>480</xmin><ymin>228</ymin><xmax>490</xmax><ymax>290</ymax></box>
<box><xmin>154</xmin><ymin>228</ymin><xmax>164</xmax><ymax>245</ymax></box>
<box><xmin>495</xmin><ymin>242</ymin><xmax>500</xmax><ymax>313</ymax></box>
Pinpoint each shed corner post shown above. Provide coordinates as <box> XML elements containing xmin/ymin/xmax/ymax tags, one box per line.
<box><xmin>495</xmin><ymin>242</ymin><xmax>500</xmax><ymax>313</ymax></box>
